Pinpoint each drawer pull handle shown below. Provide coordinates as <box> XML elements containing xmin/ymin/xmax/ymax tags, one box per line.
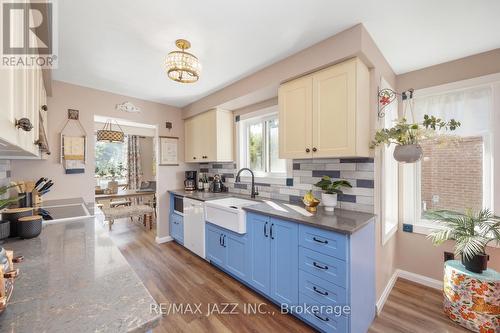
<box><xmin>313</xmin><ymin>262</ymin><xmax>328</xmax><ymax>270</ymax></box>
<box><xmin>313</xmin><ymin>286</ymin><xmax>329</xmax><ymax>296</ymax></box>
<box><xmin>219</xmin><ymin>234</ymin><xmax>223</xmax><ymax>246</ymax></box>
<box><xmin>270</xmin><ymin>223</ymin><xmax>274</xmax><ymax>240</ymax></box>
<box><xmin>264</xmin><ymin>222</ymin><xmax>268</xmax><ymax>237</ymax></box>
<box><xmin>313</xmin><ymin>237</ymin><xmax>328</xmax><ymax>244</ymax></box>
<box><xmin>313</xmin><ymin>311</ymin><xmax>329</xmax><ymax>322</ymax></box>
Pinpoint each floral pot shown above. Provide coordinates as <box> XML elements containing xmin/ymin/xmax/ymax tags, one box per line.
<box><xmin>321</xmin><ymin>193</ymin><xmax>338</xmax><ymax>212</ymax></box>
<box><xmin>462</xmin><ymin>253</ymin><xmax>489</xmax><ymax>273</ymax></box>
<box><xmin>393</xmin><ymin>144</ymin><xmax>423</xmax><ymax>163</ymax></box>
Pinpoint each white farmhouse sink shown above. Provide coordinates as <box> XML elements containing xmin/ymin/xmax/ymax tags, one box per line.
<box><xmin>204</xmin><ymin>197</ymin><xmax>258</xmax><ymax>234</ymax></box>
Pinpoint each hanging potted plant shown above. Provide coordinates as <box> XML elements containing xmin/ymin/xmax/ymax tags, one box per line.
<box><xmin>314</xmin><ymin>176</ymin><xmax>352</xmax><ymax>212</ymax></box>
<box><xmin>371</xmin><ymin>115</ymin><xmax>461</xmax><ymax>163</ymax></box>
<box><xmin>426</xmin><ymin>209</ymin><xmax>500</xmax><ymax>273</ymax></box>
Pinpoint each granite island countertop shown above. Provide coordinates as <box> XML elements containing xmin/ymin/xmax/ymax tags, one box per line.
<box><xmin>0</xmin><ymin>215</ymin><xmax>161</xmax><ymax>333</ymax></box>
<box><xmin>169</xmin><ymin>189</ymin><xmax>375</xmax><ymax>234</ymax></box>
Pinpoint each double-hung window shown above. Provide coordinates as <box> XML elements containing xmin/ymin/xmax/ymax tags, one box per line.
<box><xmin>402</xmin><ymin>81</ymin><xmax>497</xmax><ymax>233</ymax></box>
<box><xmin>238</xmin><ymin>110</ymin><xmax>286</xmax><ymax>178</ymax></box>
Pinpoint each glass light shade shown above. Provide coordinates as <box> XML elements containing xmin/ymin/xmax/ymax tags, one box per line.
<box><xmin>96</xmin><ymin>129</ymin><xmax>124</xmax><ymax>143</ymax></box>
<box><xmin>165</xmin><ymin>50</ymin><xmax>201</xmax><ymax>83</ymax></box>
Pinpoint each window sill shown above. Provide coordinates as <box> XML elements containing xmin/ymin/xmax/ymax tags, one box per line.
<box><xmin>405</xmin><ymin>222</ymin><xmax>500</xmax><ymax>249</ymax></box>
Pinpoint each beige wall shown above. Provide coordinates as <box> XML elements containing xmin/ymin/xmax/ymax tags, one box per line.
<box><xmin>11</xmin><ymin>80</ymin><xmax>186</xmax><ymax>239</ymax></box>
<box><xmin>396</xmin><ymin>49</ymin><xmax>500</xmax><ymax>280</ymax></box>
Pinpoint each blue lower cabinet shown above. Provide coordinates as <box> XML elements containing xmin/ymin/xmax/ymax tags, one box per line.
<box><xmin>205</xmin><ymin>223</ymin><xmax>250</xmax><ymax>282</ymax></box>
<box><xmin>298</xmin><ymin>292</ymin><xmax>349</xmax><ymax>333</ymax></box>
<box><xmin>206</xmin><ymin>224</ymin><xmax>226</xmax><ymax>267</ymax></box>
<box><xmin>299</xmin><ymin>270</ymin><xmax>347</xmax><ymax>307</ymax></box>
<box><xmin>299</xmin><ymin>247</ymin><xmax>347</xmax><ymax>288</ymax></box>
<box><xmin>248</xmin><ymin>213</ymin><xmax>272</xmax><ymax>295</ymax></box>
<box><xmin>170</xmin><ymin>213</ymin><xmax>184</xmax><ymax>244</ymax></box>
<box><xmin>270</xmin><ymin>218</ymin><xmax>298</xmax><ymax>305</ymax></box>
<box><xmin>247</xmin><ymin>213</ymin><xmax>299</xmax><ymax>306</ymax></box>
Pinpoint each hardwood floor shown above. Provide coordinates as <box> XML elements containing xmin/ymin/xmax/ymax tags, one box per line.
<box><xmin>108</xmin><ymin>219</ymin><xmax>469</xmax><ymax>333</ymax></box>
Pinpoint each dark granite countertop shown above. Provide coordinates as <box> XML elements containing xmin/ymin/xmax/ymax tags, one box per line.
<box><xmin>169</xmin><ymin>189</ymin><xmax>375</xmax><ymax>234</ymax></box>
<box><xmin>0</xmin><ymin>216</ymin><xmax>160</xmax><ymax>332</ymax></box>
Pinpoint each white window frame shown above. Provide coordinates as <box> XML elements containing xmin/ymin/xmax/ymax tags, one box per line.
<box><xmin>401</xmin><ymin>73</ymin><xmax>500</xmax><ymax>236</ymax></box>
<box><xmin>237</xmin><ymin>106</ymin><xmax>287</xmax><ymax>179</ymax></box>
<box><xmin>379</xmin><ymin>79</ymin><xmax>398</xmax><ymax>245</ymax></box>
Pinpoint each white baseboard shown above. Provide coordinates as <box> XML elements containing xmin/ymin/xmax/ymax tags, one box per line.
<box><xmin>376</xmin><ymin>270</ymin><xmax>398</xmax><ymax>315</ymax></box>
<box><xmin>155</xmin><ymin>236</ymin><xmax>173</xmax><ymax>244</ymax></box>
<box><xmin>397</xmin><ymin>269</ymin><xmax>443</xmax><ymax>290</ymax></box>
<box><xmin>376</xmin><ymin>269</ymin><xmax>442</xmax><ymax>314</ymax></box>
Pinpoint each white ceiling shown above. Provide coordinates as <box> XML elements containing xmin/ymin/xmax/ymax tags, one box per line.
<box><xmin>54</xmin><ymin>0</ymin><xmax>500</xmax><ymax>108</ymax></box>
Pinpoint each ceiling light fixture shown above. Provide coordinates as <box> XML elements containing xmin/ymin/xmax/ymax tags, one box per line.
<box><xmin>165</xmin><ymin>39</ymin><xmax>201</xmax><ymax>83</ymax></box>
<box><xmin>97</xmin><ymin>120</ymin><xmax>125</xmax><ymax>143</ymax></box>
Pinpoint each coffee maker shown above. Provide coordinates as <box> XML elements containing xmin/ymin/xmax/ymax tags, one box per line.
<box><xmin>184</xmin><ymin>171</ymin><xmax>197</xmax><ymax>191</ymax></box>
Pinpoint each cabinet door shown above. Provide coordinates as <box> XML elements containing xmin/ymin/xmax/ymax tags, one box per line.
<box><xmin>225</xmin><ymin>231</ymin><xmax>249</xmax><ymax>282</ymax></box>
<box><xmin>312</xmin><ymin>60</ymin><xmax>356</xmax><ymax>157</ymax></box>
<box><xmin>270</xmin><ymin>218</ymin><xmax>299</xmax><ymax>305</ymax></box>
<box><xmin>199</xmin><ymin>110</ymin><xmax>217</xmax><ymax>162</ymax></box>
<box><xmin>170</xmin><ymin>213</ymin><xmax>180</xmax><ymax>241</ymax></box>
<box><xmin>248</xmin><ymin>213</ymin><xmax>271</xmax><ymax>295</ymax></box>
<box><xmin>184</xmin><ymin>117</ymin><xmax>197</xmax><ymax>162</ymax></box>
<box><xmin>205</xmin><ymin>224</ymin><xmax>226</xmax><ymax>267</ymax></box>
<box><xmin>0</xmin><ymin>67</ymin><xmax>18</xmax><ymax>145</ymax></box>
<box><xmin>278</xmin><ymin>76</ymin><xmax>313</xmax><ymax>159</ymax></box>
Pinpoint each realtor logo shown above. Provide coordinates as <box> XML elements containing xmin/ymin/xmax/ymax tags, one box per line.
<box><xmin>1</xmin><ymin>0</ymin><xmax>58</xmax><ymax>68</ymax></box>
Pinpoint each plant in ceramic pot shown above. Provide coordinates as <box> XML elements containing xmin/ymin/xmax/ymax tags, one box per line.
<box><xmin>0</xmin><ymin>185</ymin><xmax>24</xmax><ymax>240</ymax></box>
<box><xmin>371</xmin><ymin>115</ymin><xmax>461</xmax><ymax>163</ymax></box>
<box><xmin>426</xmin><ymin>209</ymin><xmax>500</xmax><ymax>273</ymax></box>
<box><xmin>314</xmin><ymin>176</ymin><xmax>352</xmax><ymax>212</ymax></box>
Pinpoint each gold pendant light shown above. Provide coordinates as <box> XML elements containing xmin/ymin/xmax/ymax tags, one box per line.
<box><xmin>97</xmin><ymin>120</ymin><xmax>125</xmax><ymax>143</ymax></box>
<box><xmin>165</xmin><ymin>39</ymin><xmax>201</xmax><ymax>83</ymax></box>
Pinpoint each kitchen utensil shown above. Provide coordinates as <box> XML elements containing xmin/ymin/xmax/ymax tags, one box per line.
<box><xmin>39</xmin><ymin>180</ymin><xmax>53</xmax><ymax>192</ymax></box>
<box><xmin>34</xmin><ymin>177</ymin><xmax>46</xmax><ymax>190</ymax></box>
<box><xmin>2</xmin><ymin>207</ymin><xmax>34</xmax><ymax>237</ymax></box>
<box><xmin>18</xmin><ymin>192</ymin><xmax>33</xmax><ymax>208</ymax></box>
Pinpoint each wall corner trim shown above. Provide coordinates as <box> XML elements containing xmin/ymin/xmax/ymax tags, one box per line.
<box><xmin>155</xmin><ymin>236</ymin><xmax>173</xmax><ymax>244</ymax></box>
<box><xmin>376</xmin><ymin>269</ymin><xmax>443</xmax><ymax>315</ymax></box>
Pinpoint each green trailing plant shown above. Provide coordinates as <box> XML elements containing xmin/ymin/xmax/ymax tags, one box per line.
<box><xmin>0</xmin><ymin>185</ymin><xmax>22</xmax><ymax>210</ymax></box>
<box><xmin>314</xmin><ymin>176</ymin><xmax>352</xmax><ymax>195</ymax></box>
<box><xmin>370</xmin><ymin>115</ymin><xmax>461</xmax><ymax>148</ymax></box>
<box><xmin>426</xmin><ymin>209</ymin><xmax>500</xmax><ymax>260</ymax></box>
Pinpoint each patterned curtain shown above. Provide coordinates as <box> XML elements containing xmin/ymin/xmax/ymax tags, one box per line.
<box><xmin>127</xmin><ymin>136</ymin><xmax>142</xmax><ymax>189</ymax></box>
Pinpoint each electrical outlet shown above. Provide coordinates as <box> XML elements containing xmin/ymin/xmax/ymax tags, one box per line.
<box><xmin>444</xmin><ymin>252</ymin><xmax>455</xmax><ymax>262</ymax></box>
<box><xmin>402</xmin><ymin>224</ymin><xmax>413</xmax><ymax>233</ymax></box>
<box><xmin>432</xmin><ymin>195</ymin><xmax>440</xmax><ymax>204</ymax></box>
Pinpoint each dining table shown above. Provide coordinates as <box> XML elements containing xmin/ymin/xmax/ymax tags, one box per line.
<box><xmin>95</xmin><ymin>189</ymin><xmax>156</xmax><ymax>206</ymax></box>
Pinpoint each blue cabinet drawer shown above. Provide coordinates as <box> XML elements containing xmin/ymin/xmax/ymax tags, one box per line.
<box><xmin>299</xmin><ymin>270</ymin><xmax>347</xmax><ymax>307</ymax></box>
<box><xmin>299</xmin><ymin>225</ymin><xmax>347</xmax><ymax>260</ymax></box>
<box><xmin>299</xmin><ymin>247</ymin><xmax>347</xmax><ymax>288</ymax></box>
<box><xmin>298</xmin><ymin>292</ymin><xmax>348</xmax><ymax>333</ymax></box>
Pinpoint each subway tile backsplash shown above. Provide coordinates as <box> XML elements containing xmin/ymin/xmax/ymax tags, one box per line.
<box><xmin>196</xmin><ymin>158</ymin><xmax>374</xmax><ymax>213</ymax></box>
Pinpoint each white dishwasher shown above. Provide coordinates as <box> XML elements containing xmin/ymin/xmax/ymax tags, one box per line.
<box><xmin>183</xmin><ymin>198</ymin><xmax>205</xmax><ymax>258</ymax></box>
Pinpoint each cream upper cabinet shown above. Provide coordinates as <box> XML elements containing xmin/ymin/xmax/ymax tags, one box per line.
<box><xmin>184</xmin><ymin>109</ymin><xmax>233</xmax><ymax>163</ymax></box>
<box><xmin>278</xmin><ymin>76</ymin><xmax>313</xmax><ymax>158</ymax></box>
<box><xmin>279</xmin><ymin>57</ymin><xmax>370</xmax><ymax>159</ymax></box>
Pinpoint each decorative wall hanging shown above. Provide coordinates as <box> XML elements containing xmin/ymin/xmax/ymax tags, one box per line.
<box><xmin>116</xmin><ymin>102</ymin><xmax>141</xmax><ymax>113</ymax></box>
<box><xmin>377</xmin><ymin>88</ymin><xmax>414</xmax><ymax>118</ymax></box>
<box><xmin>165</xmin><ymin>39</ymin><xmax>201</xmax><ymax>83</ymax></box>
<box><xmin>159</xmin><ymin>136</ymin><xmax>179</xmax><ymax>166</ymax></box>
<box><xmin>96</xmin><ymin>120</ymin><xmax>125</xmax><ymax>143</ymax></box>
<box><xmin>60</xmin><ymin>109</ymin><xmax>87</xmax><ymax>174</ymax></box>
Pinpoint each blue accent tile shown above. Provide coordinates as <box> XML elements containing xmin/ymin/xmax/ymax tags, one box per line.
<box><xmin>286</xmin><ymin>178</ymin><xmax>294</xmax><ymax>186</ymax></box>
<box><xmin>293</xmin><ymin>163</ymin><xmax>300</xmax><ymax>170</ymax></box>
<box><xmin>222</xmin><ymin>173</ymin><xmax>234</xmax><ymax>178</ymax></box>
<box><xmin>356</xmin><ymin>179</ymin><xmax>374</xmax><ymax>188</ymax></box>
<box><xmin>6</xmin><ymin>170</ymin><xmax>11</xmax><ymax>177</ymax></box>
<box><xmin>255</xmin><ymin>182</ymin><xmax>271</xmax><ymax>187</ymax></box>
<box><xmin>340</xmin><ymin>158</ymin><xmax>374</xmax><ymax>163</ymax></box>
<box><xmin>200</xmin><ymin>168</ymin><xmax>209</xmax><ymax>173</ymax></box>
<box><xmin>338</xmin><ymin>194</ymin><xmax>356</xmax><ymax>203</ymax></box>
<box><xmin>312</xmin><ymin>170</ymin><xmax>340</xmax><ymax>178</ymax></box>
<box><xmin>289</xmin><ymin>195</ymin><xmax>302</xmax><ymax>204</ymax></box>
<box><xmin>234</xmin><ymin>183</ymin><xmax>248</xmax><ymax>189</ymax></box>
<box><xmin>212</xmin><ymin>163</ymin><xmax>223</xmax><ymax>169</ymax></box>
<box><xmin>403</xmin><ymin>224</ymin><xmax>413</xmax><ymax>233</ymax></box>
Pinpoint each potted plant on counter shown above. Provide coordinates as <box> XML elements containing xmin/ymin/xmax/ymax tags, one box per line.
<box><xmin>371</xmin><ymin>115</ymin><xmax>461</xmax><ymax>163</ymax></box>
<box><xmin>427</xmin><ymin>209</ymin><xmax>500</xmax><ymax>273</ymax></box>
<box><xmin>0</xmin><ymin>185</ymin><xmax>24</xmax><ymax>240</ymax></box>
<box><xmin>314</xmin><ymin>176</ymin><xmax>352</xmax><ymax>212</ymax></box>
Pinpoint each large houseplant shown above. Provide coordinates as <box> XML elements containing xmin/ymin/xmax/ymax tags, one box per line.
<box><xmin>371</xmin><ymin>115</ymin><xmax>461</xmax><ymax>163</ymax></box>
<box><xmin>314</xmin><ymin>176</ymin><xmax>352</xmax><ymax>212</ymax></box>
<box><xmin>426</xmin><ymin>209</ymin><xmax>500</xmax><ymax>273</ymax></box>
